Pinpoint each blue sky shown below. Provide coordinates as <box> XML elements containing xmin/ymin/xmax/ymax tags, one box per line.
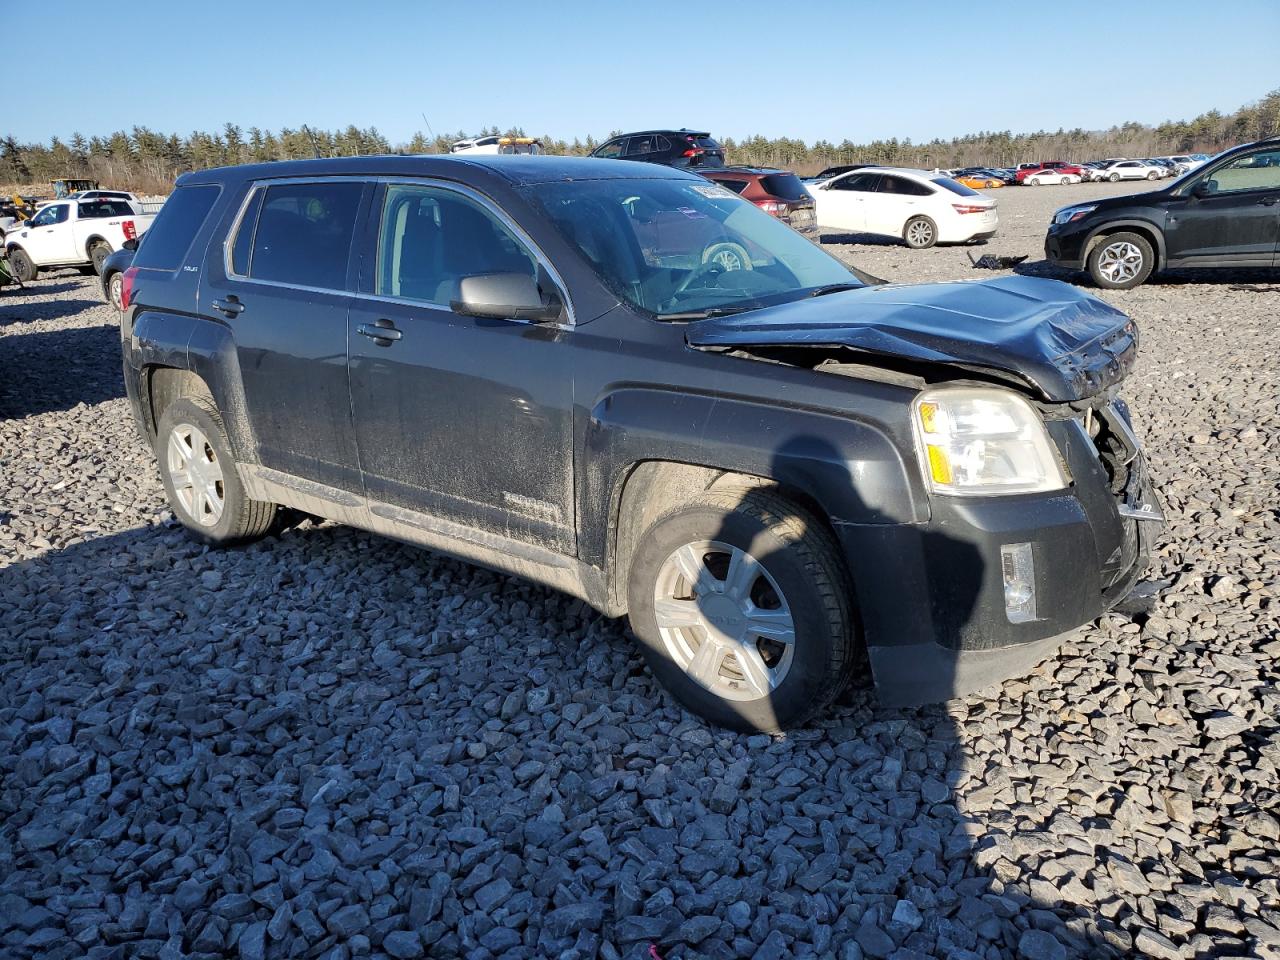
<box><xmin>14</xmin><ymin>0</ymin><xmax>1279</xmax><ymax>146</ymax></box>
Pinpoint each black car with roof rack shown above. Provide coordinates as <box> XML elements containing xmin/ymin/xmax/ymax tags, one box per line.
<box><xmin>118</xmin><ymin>153</ymin><xmax>1160</xmax><ymax>730</ymax></box>
<box><xmin>590</xmin><ymin>129</ymin><xmax>725</xmax><ymax>169</ymax></box>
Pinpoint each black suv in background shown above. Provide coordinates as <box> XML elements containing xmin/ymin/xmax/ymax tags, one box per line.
<box><xmin>1046</xmin><ymin>136</ymin><xmax>1280</xmax><ymax>289</ymax></box>
<box><xmin>591</xmin><ymin>129</ymin><xmax>725</xmax><ymax>168</ymax></box>
<box><xmin>119</xmin><ymin>155</ymin><xmax>1160</xmax><ymax>730</ymax></box>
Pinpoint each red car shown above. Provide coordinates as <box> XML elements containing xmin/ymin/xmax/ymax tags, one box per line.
<box><xmin>1015</xmin><ymin>161</ymin><xmax>1085</xmax><ymax>183</ymax></box>
<box><xmin>699</xmin><ymin>167</ymin><xmax>818</xmax><ymax>237</ymax></box>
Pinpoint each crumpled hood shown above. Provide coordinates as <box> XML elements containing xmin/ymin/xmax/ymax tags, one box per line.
<box><xmin>687</xmin><ymin>274</ymin><xmax>1138</xmax><ymax>402</ymax></box>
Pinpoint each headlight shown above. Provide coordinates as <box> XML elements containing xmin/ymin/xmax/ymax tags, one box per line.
<box><xmin>1052</xmin><ymin>204</ymin><xmax>1096</xmax><ymax>225</ymax></box>
<box><xmin>912</xmin><ymin>388</ymin><xmax>1069</xmax><ymax>496</ymax></box>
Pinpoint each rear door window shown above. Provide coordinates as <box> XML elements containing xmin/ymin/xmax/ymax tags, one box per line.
<box><xmin>77</xmin><ymin>200</ymin><xmax>135</xmax><ymax>218</ymax></box>
<box><xmin>831</xmin><ymin>173</ymin><xmax>879</xmax><ymax>192</ymax></box>
<box><xmin>233</xmin><ymin>181</ymin><xmax>363</xmax><ymax>289</ymax></box>
<box><xmin>132</xmin><ymin>184</ymin><xmax>221</xmax><ymax>270</ymax></box>
<box><xmin>626</xmin><ymin>136</ymin><xmax>658</xmax><ymax>157</ymax></box>
<box><xmin>877</xmin><ymin>176</ymin><xmax>932</xmax><ymax>196</ymax></box>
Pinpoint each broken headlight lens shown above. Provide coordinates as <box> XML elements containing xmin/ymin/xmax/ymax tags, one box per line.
<box><xmin>1052</xmin><ymin>204</ymin><xmax>1096</xmax><ymax>225</ymax></box>
<box><xmin>912</xmin><ymin>388</ymin><xmax>1069</xmax><ymax>496</ymax></box>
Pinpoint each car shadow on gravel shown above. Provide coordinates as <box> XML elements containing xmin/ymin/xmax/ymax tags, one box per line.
<box><xmin>0</xmin><ymin>488</ymin><xmax>1119</xmax><ymax>959</ymax></box>
<box><xmin>0</xmin><ymin>297</ymin><xmax>105</xmax><ymax>326</ymax></box>
<box><xmin>1014</xmin><ymin>259</ymin><xmax>1280</xmax><ymax>290</ymax></box>
<box><xmin>0</xmin><ymin>321</ymin><xmax>124</xmax><ymax>418</ymax></box>
<box><xmin>1</xmin><ymin>280</ymin><xmax>89</xmax><ymax>298</ymax></box>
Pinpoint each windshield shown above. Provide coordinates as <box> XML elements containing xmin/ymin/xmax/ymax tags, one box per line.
<box><xmin>528</xmin><ymin>177</ymin><xmax>861</xmax><ymax>317</ymax></box>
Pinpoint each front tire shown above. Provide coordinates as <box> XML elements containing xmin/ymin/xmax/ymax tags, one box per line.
<box><xmin>626</xmin><ymin>485</ymin><xmax>856</xmax><ymax>731</ymax></box>
<box><xmin>1087</xmin><ymin>231</ymin><xmax>1155</xmax><ymax>290</ymax></box>
<box><xmin>90</xmin><ymin>241</ymin><xmax>111</xmax><ymax>275</ymax></box>
<box><xmin>7</xmin><ymin>247</ymin><xmax>36</xmax><ymax>282</ymax></box>
<box><xmin>903</xmin><ymin>215</ymin><xmax>937</xmax><ymax>249</ymax></box>
<box><xmin>156</xmin><ymin>396</ymin><xmax>277</xmax><ymax>546</ymax></box>
<box><xmin>1146</xmin><ymin>171</ymin><xmax>1159</xmax><ymax>180</ymax></box>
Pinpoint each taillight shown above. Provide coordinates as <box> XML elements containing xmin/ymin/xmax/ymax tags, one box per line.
<box><xmin>952</xmin><ymin>204</ymin><xmax>990</xmax><ymax>215</ymax></box>
<box><xmin>120</xmin><ymin>266</ymin><xmax>138</xmax><ymax>309</ymax></box>
<box><xmin>122</xmin><ymin>219</ymin><xmax>137</xmax><ymax>241</ymax></box>
<box><xmin>754</xmin><ymin>200</ymin><xmax>784</xmax><ymax>215</ymax></box>
<box><xmin>682</xmin><ymin>148</ymin><xmax>705</xmax><ymax>158</ymax></box>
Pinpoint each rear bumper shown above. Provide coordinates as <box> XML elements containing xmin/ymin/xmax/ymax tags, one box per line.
<box><xmin>838</xmin><ymin>410</ymin><xmax>1160</xmax><ymax>706</ymax></box>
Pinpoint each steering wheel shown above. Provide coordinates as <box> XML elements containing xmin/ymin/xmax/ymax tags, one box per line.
<box><xmin>670</xmin><ymin>260</ymin><xmax>726</xmax><ymax>300</ymax></box>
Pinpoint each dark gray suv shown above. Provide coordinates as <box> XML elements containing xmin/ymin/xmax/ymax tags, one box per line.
<box><xmin>119</xmin><ymin>155</ymin><xmax>1160</xmax><ymax>730</ymax></box>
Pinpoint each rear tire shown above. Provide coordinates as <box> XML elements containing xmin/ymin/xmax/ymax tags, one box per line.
<box><xmin>156</xmin><ymin>396</ymin><xmax>277</xmax><ymax>546</ymax></box>
<box><xmin>107</xmin><ymin>271</ymin><xmax>124</xmax><ymax>310</ymax></box>
<box><xmin>90</xmin><ymin>241</ymin><xmax>111</xmax><ymax>275</ymax></box>
<box><xmin>626</xmin><ymin>485</ymin><xmax>856</xmax><ymax>732</ymax></box>
<box><xmin>1087</xmin><ymin>231</ymin><xmax>1155</xmax><ymax>290</ymax></box>
<box><xmin>903</xmin><ymin>216</ymin><xmax>937</xmax><ymax>249</ymax></box>
<box><xmin>1109</xmin><ymin>173</ymin><xmax>1121</xmax><ymax>182</ymax></box>
<box><xmin>7</xmin><ymin>247</ymin><xmax>36</xmax><ymax>282</ymax></box>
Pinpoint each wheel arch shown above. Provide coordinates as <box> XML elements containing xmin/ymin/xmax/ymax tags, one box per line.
<box><xmin>605</xmin><ymin>461</ymin><xmax>844</xmax><ymax>616</ymax></box>
<box><xmin>1083</xmin><ymin>220</ymin><xmax>1166</xmax><ymax>269</ymax></box>
<box><xmin>85</xmin><ymin>234</ymin><xmax>112</xmax><ymax>258</ymax></box>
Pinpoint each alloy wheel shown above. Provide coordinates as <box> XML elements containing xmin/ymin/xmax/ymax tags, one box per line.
<box><xmin>1097</xmin><ymin>241</ymin><xmax>1145</xmax><ymax>284</ymax></box>
<box><xmin>906</xmin><ymin>220</ymin><xmax>934</xmax><ymax>246</ymax></box>
<box><xmin>167</xmin><ymin>423</ymin><xmax>225</xmax><ymax>526</ymax></box>
<box><xmin>652</xmin><ymin>540</ymin><xmax>795</xmax><ymax>702</ymax></box>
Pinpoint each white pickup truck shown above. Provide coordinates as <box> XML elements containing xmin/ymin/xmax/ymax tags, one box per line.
<box><xmin>3</xmin><ymin>197</ymin><xmax>156</xmax><ymax>281</ymax></box>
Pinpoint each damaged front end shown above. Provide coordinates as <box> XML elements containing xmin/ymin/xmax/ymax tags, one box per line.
<box><xmin>686</xmin><ymin>273</ymin><xmax>1139</xmax><ymax>402</ymax></box>
<box><xmin>687</xmin><ymin>273</ymin><xmax>1164</xmax><ymax>705</ymax></box>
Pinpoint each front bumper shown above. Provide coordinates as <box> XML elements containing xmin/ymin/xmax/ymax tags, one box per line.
<box><xmin>1044</xmin><ymin>221</ymin><xmax>1090</xmax><ymax>269</ymax></box>
<box><xmin>839</xmin><ymin>403</ymin><xmax>1161</xmax><ymax>706</ymax></box>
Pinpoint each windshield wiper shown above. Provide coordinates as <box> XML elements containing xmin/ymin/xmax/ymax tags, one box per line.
<box><xmin>658</xmin><ymin>303</ymin><xmax>762</xmax><ymax>321</ymax></box>
<box><xmin>805</xmin><ymin>283</ymin><xmax>864</xmax><ymax>298</ymax></box>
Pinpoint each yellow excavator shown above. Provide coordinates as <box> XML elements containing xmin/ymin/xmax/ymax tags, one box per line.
<box><xmin>51</xmin><ymin>177</ymin><xmax>99</xmax><ymax>198</ymax></box>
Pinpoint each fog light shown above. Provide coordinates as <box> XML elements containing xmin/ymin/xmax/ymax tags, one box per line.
<box><xmin>1000</xmin><ymin>543</ymin><xmax>1037</xmax><ymax>624</ymax></box>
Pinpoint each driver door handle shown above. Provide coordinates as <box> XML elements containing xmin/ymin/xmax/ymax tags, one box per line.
<box><xmin>211</xmin><ymin>297</ymin><xmax>244</xmax><ymax>317</ymax></box>
<box><xmin>1258</xmin><ymin>196</ymin><xmax>1278</xmax><ymax>206</ymax></box>
<box><xmin>357</xmin><ymin>320</ymin><xmax>402</xmax><ymax>343</ymax></box>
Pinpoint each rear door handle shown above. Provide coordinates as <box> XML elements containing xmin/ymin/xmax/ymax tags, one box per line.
<box><xmin>357</xmin><ymin>320</ymin><xmax>402</xmax><ymax>343</ymax></box>
<box><xmin>211</xmin><ymin>297</ymin><xmax>244</xmax><ymax>317</ymax></box>
<box><xmin>1258</xmin><ymin>196</ymin><xmax>1278</xmax><ymax>206</ymax></box>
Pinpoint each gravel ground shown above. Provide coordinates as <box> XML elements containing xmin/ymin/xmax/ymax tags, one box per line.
<box><xmin>1</xmin><ymin>182</ymin><xmax>1278</xmax><ymax>960</ymax></box>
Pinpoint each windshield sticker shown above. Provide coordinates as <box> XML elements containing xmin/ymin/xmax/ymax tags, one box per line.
<box><xmin>690</xmin><ymin>184</ymin><xmax>738</xmax><ymax>201</ymax></box>
<box><xmin>677</xmin><ymin>206</ymin><xmax>708</xmax><ymax>220</ymax></box>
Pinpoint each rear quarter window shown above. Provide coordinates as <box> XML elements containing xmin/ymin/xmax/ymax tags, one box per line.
<box><xmin>132</xmin><ymin>185</ymin><xmax>221</xmax><ymax>271</ymax></box>
<box><xmin>706</xmin><ymin>178</ymin><xmax>749</xmax><ymax>195</ymax></box>
<box><xmin>931</xmin><ymin>178</ymin><xmax>980</xmax><ymax>197</ymax></box>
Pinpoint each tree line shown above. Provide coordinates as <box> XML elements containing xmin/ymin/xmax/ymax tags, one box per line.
<box><xmin>3</xmin><ymin>90</ymin><xmax>1277</xmax><ymax>194</ymax></box>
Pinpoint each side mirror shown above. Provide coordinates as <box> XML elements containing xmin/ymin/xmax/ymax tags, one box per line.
<box><xmin>450</xmin><ymin>272</ymin><xmax>563</xmax><ymax>323</ymax></box>
<box><xmin>122</xmin><ymin>238</ymin><xmax>139</xmax><ymax>251</ymax></box>
<box><xmin>22</xmin><ymin>219</ymin><xmax>33</xmax><ymax>227</ymax></box>
<box><xmin>1191</xmin><ymin>181</ymin><xmax>1215</xmax><ymax>199</ymax></box>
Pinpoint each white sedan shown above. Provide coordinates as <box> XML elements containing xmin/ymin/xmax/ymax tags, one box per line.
<box><xmin>1094</xmin><ymin>160</ymin><xmax>1165</xmax><ymax>182</ymax></box>
<box><xmin>808</xmin><ymin>167</ymin><xmax>998</xmax><ymax>248</ymax></box>
<box><xmin>1025</xmin><ymin>170</ymin><xmax>1082</xmax><ymax>185</ymax></box>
